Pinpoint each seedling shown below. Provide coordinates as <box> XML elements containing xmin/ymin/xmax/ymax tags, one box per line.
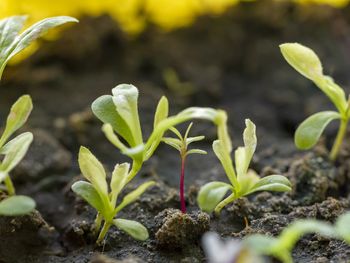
<box><xmin>244</xmin><ymin>211</ymin><xmax>350</xmax><ymax>263</ymax></box>
<box><xmin>280</xmin><ymin>43</ymin><xmax>350</xmax><ymax>161</ymax></box>
<box><xmin>0</xmin><ymin>15</ymin><xmax>78</xmax><ymax>79</ymax></box>
<box><xmin>72</xmin><ymin>146</ymin><xmax>156</xmax><ymax>244</ymax></box>
<box><xmin>92</xmin><ymin>84</ymin><xmax>231</xmax><ymax>186</ymax></box>
<box><xmin>162</xmin><ymin>122</ymin><xmax>207</xmax><ymax>213</ymax></box>
<box><xmin>0</xmin><ymin>95</ymin><xmax>35</xmax><ymax>216</ymax></box>
<box><xmin>197</xmin><ymin>119</ymin><xmax>291</xmax><ymax>216</ymax></box>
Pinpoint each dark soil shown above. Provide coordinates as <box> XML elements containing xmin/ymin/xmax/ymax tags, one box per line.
<box><xmin>0</xmin><ymin>1</ymin><xmax>350</xmax><ymax>262</ymax></box>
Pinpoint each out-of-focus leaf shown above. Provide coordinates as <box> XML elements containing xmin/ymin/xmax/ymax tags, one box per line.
<box><xmin>335</xmin><ymin>212</ymin><xmax>350</xmax><ymax>244</ymax></box>
<box><xmin>295</xmin><ymin>111</ymin><xmax>340</xmax><ymax>149</ymax></box>
<box><xmin>0</xmin><ymin>195</ymin><xmax>35</xmax><ymax>216</ymax></box>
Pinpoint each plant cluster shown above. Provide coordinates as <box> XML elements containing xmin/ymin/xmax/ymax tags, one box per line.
<box><xmin>244</xmin><ymin>211</ymin><xmax>350</xmax><ymax>263</ymax></box>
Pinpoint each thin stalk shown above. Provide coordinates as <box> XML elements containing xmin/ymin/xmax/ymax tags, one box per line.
<box><xmin>93</xmin><ymin>213</ymin><xmax>103</xmax><ymax>236</ymax></box>
<box><xmin>96</xmin><ymin>221</ymin><xmax>111</xmax><ymax>245</ymax></box>
<box><xmin>126</xmin><ymin>161</ymin><xmax>142</xmax><ymax>184</ymax></box>
<box><xmin>4</xmin><ymin>176</ymin><xmax>15</xmax><ymax>195</ymax></box>
<box><xmin>330</xmin><ymin>118</ymin><xmax>348</xmax><ymax>161</ymax></box>
<box><xmin>180</xmin><ymin>155</ymin><xmax>186</xmax><ymax>213</ymax></box>
<box><xmin>214</xmin><ymin>193</ymin><xmax>236</xmax><ymax>216</ymax></box>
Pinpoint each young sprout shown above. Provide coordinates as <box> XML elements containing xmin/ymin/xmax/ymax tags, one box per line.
<box><xmin>197</xmin><ymin>119</ymin><xmax>292</xmax><ymax>216</ymax></box>
<box><xmin>0</xmin><ymin>15</ymin><xmax>78</xmax><ymax>79</ymax></box>
<box><xmin>72</xmin><ymin>146</ymin><xmax>156</xmax><ymax>244</ymax></box>
<box><xmin>280</xmin><ymin>43</ymin><xmax>350</xmax><ymax>161</ymax></box>
<box><xmin>0</xmin><ymin>95</ymin><xmax>35</xmax><ymax>216</ymax></box>
<box><xmin>91</xmin><ymin>84</ymin><xmax>231</xmax><ymax>187</ymax></box>
<box><xmin>244</xmin><ymin>211</ymin><xmax>350</xmax><ymax>263</ymax></box>
<box><xmin>162</xmin><ymin>122</ymin><xmax>207</xmax><ymax>213</ymax></box>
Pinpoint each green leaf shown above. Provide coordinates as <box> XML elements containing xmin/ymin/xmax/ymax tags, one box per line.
<box><xmin>248</xmin><ymin>175</ymin><xmax>292</xmax><ymax>194</ymax></box>
<box><xmin>0</xmin><ymin>132</ymin><xmax>33</xmax><ymax>175</ymax></box>
<box><xmin>295</xmin><ymin>111</ymin><xmax>340</xmax><ymax>149</ymax></box>
<box><xmin>110</xmin><ymin>163</ymin><xmax>130</xmax><ymax>206</ymax></box>
<box><xmin>154</xmin><ymin>96</ymin><xmax>169</xmax><ymax>128</ymax></box>
<box><xmin>0</xmin><ymin>16</ymin><xmax>27</xmax><ymax>52</ymax></box>
<box><xmin>71</xmin><ymin>181</ymin><xmax>105</xmax><ymax>214</ymax></box>
<box><xmin>112</xmin><ymin>84</ymin><xmax>143</xmax><ymax>146</ymax></box>
<box><xmin>235</xmin><ymin>119</ymin><xmax>257</xmax><ymax>181</ymax></box>
<box><xmin>212</xmin><ymin>140</ymin><xmax>238</xmax><ymax>189</ymax></box>
<box><xmin>162</xmin><ymin>137</ymin><xmax>182</xmax><ymax>152</ymax></box>
<box><xmin>92</xmin><ymin>95</ymin><xmax>135</xmax><ymax>147</ymax></box>
<box><xmin>244</xmin><ymin>234</ymin><xmax>277</xmax><ymax>254</ymax></box>
<box><xmin>0</xmin><ymin>95</ymin><xmax>33</xmax><ymax>148</ymax></box>
<box><xmin>186</xmin><ymin>135</ymin><xmax>205</xmax><ymax>145</ymax></box>
<box><xmin>0</xmin><ymin>16</ymin><xmax>78</xmax><ymax>79</ymax></box>
<box><xmin>0</xmin><ymin>195</ymin><xmax>35</xmax><ymax>216</ymax></box>
<box><xmin>280</xmin><ymin>43</ymin><xmax>323</xmax><ymax>80</ymax></box>
<box><xmin>197</xmin><ymin>181</ymin><xmax>232</xmax><ymax>213</ymax></box>
<box><xmin>113</xmin><ymin>218</ymin><xmax>149</xmax><ymax>241</ymax></box>
<box><xmin>115</xmin><ymin>181</ymin><xmax>156</xmax><ymax>213</ymax></box>
<box><xmin>237</xmin><ymin>169</ymin><xmax>260</xmax><ymax>195</ymax></box>
<box><xmin>335</xmin><ymin>212</ymin><xmax>350</xmax><ymax>244</ymax></box>
<box><xmin>186</xmin><ymin>149</ymin><xmax>207</xmax><ymax>155</ymax></box>
<box><xmin>78</xmin><ymin>147</ymin><xmax>109</xmax><ymax>204</ymax></box>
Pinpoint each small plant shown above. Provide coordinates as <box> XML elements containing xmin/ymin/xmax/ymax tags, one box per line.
<box><xmin>280</xmin><ymin>43</ymin><xmax>350</xmax><ymax>161</ymax></box>
<box><xmin>162</xmin><ymin>122</ymin><xmax>207</xmax><ymax>213</ymax></box>
<box><xmin>244</xmin><ymin>211</ymin><xmax>350</xmax><ymax>263</ymax></box>
<box><xmin>0</xmin><ymin>95</ymin><xmax>35</xmax><ymax>216</ymax></box>
<box><xmin>197</xmin><ymin>119</ymin><xmax>291</xmax><ymax>216</ymax></box>
<box><xmin>72</xmin><ymin>146</ymin><xmax>156</xmax><ymax>244</ymax></box>
<box><xmin>0</xmin><ymin>15</ymin><xmax>78</xmax><ymax>79</ymax></box>
<box><xmin>92</xmin><ymin>84</ymin><xmax>231</xmax><ymax>185</ymax></box>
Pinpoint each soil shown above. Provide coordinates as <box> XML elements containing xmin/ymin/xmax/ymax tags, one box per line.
<box><xmin>1</xmin><ymin>0</ymin><xmax>350</xmax><ymax>262</ymax></box>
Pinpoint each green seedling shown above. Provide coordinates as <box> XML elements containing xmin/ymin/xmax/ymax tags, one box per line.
<box><xmin>162</xmin><ymin>122</ymin><xmax>207</xmax><ymax>213</ymax></box>
<box><xmin>244</xmin><ymin>211</ymin><xmax>350</xmax><ymax>263</ymax></box>
<box><xmin>72</xmin><ymin>146</ymin><xmax>156</xmax><ymax>244</ymax></box>
<box><xmin>92</xmin><ymin>84</ymin><xmax>231</xmax><ymax>186</ymax></box>
<box><xmin>0</xmin><ymin>95</ymin><xmax>35</xmax><ymax>216</ymax></box>
<box><xmin>280</xmin><ymin>43</ymin><xmax>350</xmax><ymax>161</ymax></box>
<box><xmin>197</xmin><ymin>119</ymin><xmax>291</xmax><ymax>216</ymax></box>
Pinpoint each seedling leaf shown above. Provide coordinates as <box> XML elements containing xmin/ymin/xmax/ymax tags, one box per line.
<box><xmin>197</xmin><ymin>181</ymin><xmax>232</xmax><ymax>213</ymax></box>
<box><xmin>71</xmin><ymin>181</ymin><xmax>105</xmax><ymax>214</ymax></box>
<box><xmin>335</xmin><ymin>212</ymin><xmax>350</xmax><ymax>243</ymax></box>
<box><xmin>0</xmin><ymin>95</ymin><xmax>33</xmax><ymax>148</ymax></box>
<box><xmin>154</xmin><ymin>96</ymin><xmax>169</xmax><ymax>128</ymax></box>
<box><xmin>110</xmin><ymin>163</ymin><xmax>129</xmax><ymax>205</ymax></box>
<box><xmin>113</xmin><ymin>218</ymin><xmax>149</xmax><ymax>241</ymax></box>
<box><xmin>0</xmin><ymin>195</ymin><xmax>35</xmax><ymax>216</ymax></box>
<box><xmin>248</xmin><ymin>174</ymin><xmax>292</xmax><ymax>194</ymax></box>
<box><xmin>295</xmin><ymin>111</ymin><xmax>340</xmax><ymax>149</ymax></box>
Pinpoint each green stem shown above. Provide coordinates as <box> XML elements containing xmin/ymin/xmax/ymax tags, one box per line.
<box><xmin>4</xmin><ymin>176</ymin><xmax>15</xmax><ymax>195</ymax></box>
<box><xmin>126</xmin><ymin>161</ymin><xmax>142</xmax><ymax>184</ymax></box>
<box><xmin>96</xmin><ymin>221</ymin><xmax>111</xmax><ymax>245</ymax></box>
<box><xmin>93</xmin><ymin>213</ymin><xmax>103</xmax><ymax>236</ymax></box>
<box><xmin>214</xmin><ymin>193</ymin><xmax>236</xmax><ymax>216</ymax></box>
<box><xmin>330</xmin><ymin>118</ymin><xmax>348</xmax><ymax>161</ymax></box>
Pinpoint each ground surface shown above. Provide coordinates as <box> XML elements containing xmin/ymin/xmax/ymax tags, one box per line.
<box><xmin>0</xmin><ymin>1</ymin><xmax>350</xmax><ymax>262</ymax></box>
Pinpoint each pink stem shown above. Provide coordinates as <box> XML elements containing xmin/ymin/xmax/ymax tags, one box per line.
<box><xmin>180</xmin><ymin>156</ymin><xmax>186</xmax><ymax>213</ymax></box>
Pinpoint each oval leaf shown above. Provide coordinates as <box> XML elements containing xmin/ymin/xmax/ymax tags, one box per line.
<box><xmin>295</xmin><ymin>111</ymin><xmax>340</xmax><ymax>149</ymax></box>
<box><xmin>71</xmin><ymin>181</ymin><xmax>105</xmax><ymax>214</ymax></box>
<box><xmin>0</xmin><ymin>195</ymin><xmax>35</xmax><ymax>216</ymax></box>
<box><xmin>335</xmin><ymin>212</ymin><xmax>350</xmax><ymax>244</ymax></box>
<box><xmin>0</xmin><ymin>95</ymin><xmax>33</xmax><ymax>148</ymax></box>
<box><xmin>248</xmin><ymin>175</ymin><xmax>292</xmax><ymax>194</ymax></box>
<box><xmin>113</xmin><ymin>218</ymin><xmax>149</xmax><ymax>241</ymax></box>
<box><xmin>154</xmin><ymin>96</ymin><xmax>169</xmax><ymax>128</ymax></box>
<box><xmin>197</xmin><ymin>181</ymin><xmax>232</xmax><ymax>213</ymax></box>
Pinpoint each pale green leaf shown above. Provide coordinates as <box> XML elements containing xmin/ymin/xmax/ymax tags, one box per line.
<box><xmin>162</xmin><ymin>137</ymin><xmax>182</xmax><ymax>152</ymax></box>
<box><xmin>0</xmin><ymin>132</ymin><xmax>33</xmax><ymax>174</ymax></box>
<box><xmin>92</xmin><ymin>95</ymin><xmax>135</xmax><ymax>146</ymax></box>
<box><xmin>0</xmin><ymin>95</ymin><xmax>33</xmax><ymax>148</ymax></box>
<box><xmin>280</xmin><ymin>43</ymin><xmax>323</xmax><ymax>80</ymax></box>
<box><xmin>71</xmin><ymin>181</ymin><xmax>105</xmax><ymax>214</ymax></box>
<box><xmin>110</xmin><ymin>163</ymin><xmax>130</xmax><ymax>206</ymax></box>
<box><xmin>237</xmin><ymin>169</ymin><xmax>260</xmax><ymax>195</ymax></box>
<box><xmin>78</xmin><ymin>147</ymin><xmax>108</xmax><ymax>201</ymax></box>
<box><xmin>0</xmin><ymin>195</ymin><xmax>35</xmax><ymax>216</ymax></box>
<box><xmin>335</xmin><ymin>212</ymin><xmax>350</xmax><ymax>244</ymax></box>
<box><xmin>235</xmin><ymin>119</ymin><xmax>256</xmax><ymax>181</ymax></box>
<box><xmin>186</xmin><ymin>149</ymin><xmax>207</xmax><ymax>156</ymax></box>
<box><xmin>0</xmin><ymin>16</ymin><xmax>27</xmax><ymax>52</ymax></box>
<box><xmin>112</xmin><ymin>84</ymin><xmax>143</xmax><ymax>145</ymax></box>
<box><xmin>197</xmin><ymin>181</ymin><xmax>232</xmax><ymax>213</ymax></box>
<box><xmin>295</xmin><ymin>111</ymin><xmax>340</xmax><ymax>149</ymax></box>
<box><xmin>247</xmin><ymin>175</ymin><xmax>292</xmax><ymax>194</ymax></box>
<box><xmin>113</xmin><ymin>218</ymin><xmax>149</xmax><ymax>241</ymax></box>
<box><xmin>102</xmin><ymin>123</ymin><xmax>128</xmax><ymax>152</ymax></box>
<box><xmin>115</xmin><ymin>181</ymin><xmax>156</xmax><ymax>213</ymax></box>
<box><xmin>186</xmin><ymin>135</ymin><xmax>205</xmax><ymax>145</ymax></box>
<box><xmin>0</xmin><ymin>16</ymin><xmax>78</xmax><ymax>79</ymax></box>
<box><xmin>154</xmin><ymin>96</ymin><xmax>169</xmax><ymax>128</ymax></box>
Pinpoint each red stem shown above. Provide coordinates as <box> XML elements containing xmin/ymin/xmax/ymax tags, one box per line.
<box><xmin>180</xmin><ymin>156</ymin><xmax>186</xmax><ymax>213</ymax></box>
